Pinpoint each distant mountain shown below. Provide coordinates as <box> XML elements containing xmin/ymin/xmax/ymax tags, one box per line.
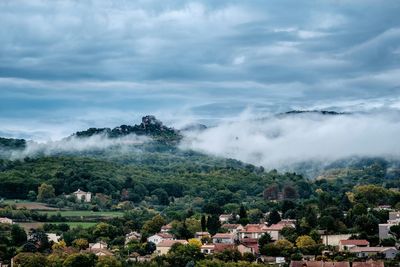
<box><xmin>281</xmin><ymin>110</ymin><xmax>349</xmax><ymax>116</ymax></box>
<box><xmin>180</xmin><ymin>123</ymin><xmax>207</xmax><ymax>132</ymax></box>
<box><xmin>73</xmin><ymin>115</ymin><xmax>182</xmax><ymax>143</ymax></box>
<box><xmin>0</xmin><ymin>137</ymin><xmax>26</xmax><ymax>150</ymax></box>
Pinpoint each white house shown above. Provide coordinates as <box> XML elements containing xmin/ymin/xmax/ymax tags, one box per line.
<box><xmin>0</xmin><ymin>217</ymin><xmax>13</xmax><ymax>224</ymax></box>
<box><xmin>89</xmin><ymin>241</ymin><xmax>108</xmax><ymax>249</ymax></box>
<box><xmin>46</xmin><ymin>233</ymin><xmax>61</xmax><ymax>243</ymax></box>
<box><xmin>338</xmin><ymin>240</ymin><xmax>369</xmax><ymax>251</ymax></box>
<box><xmin>219</xmin><ymin>214</ymin><xmax>233</xmax><ymax>223</ymax></box>
<box><xmin>147</xmin><ymin>233</ymin><xmax>174</xmax><ymax>245</ymax></box>
<box><xmin>349</xmin><ymin>247</ymin><xmax>398</xmax><ymax>259</ymax></box>
<box><xmin>212</xmin><ymin>233</ymin><xmax>235</xmax><ymax>244</ymax></box>
<box><xmin>72</xmin><ymin>189</ymin><xmax>92</xmax><ymax>203</ymax></box>
<box><xmin>221</xmin><ymin>224</ymin><xmax>243</xmax><ymax>235</ymax></box>
<box><xmin>238</xmin><ymin>224</ymin><xmax>268</xmax><ymax>240</ymax></box>
<box><xmin>156</xmin><ymin>240</ymin><xmax>188</xmax><ymax>255</ymax></box>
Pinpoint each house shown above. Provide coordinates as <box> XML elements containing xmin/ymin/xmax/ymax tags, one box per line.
<box><xmin>338</xmin><ymin>239</ymin><xmax>369</xmax><ymax>251</ymax></box>
<box><xmin>212</xmin><ymin>233</ymin><xmax>235</xmax><ymax>244</ymax></box>
<box><xmin>321</xmin><ymin>234</ymin><xmax>352</xmax><ymax>246</ymax></box>
<box><xmin>72</xmin><ymin>189</ymin><xmax>92</xmax><ymax>203</ymax></box>
<box><xmin>237</xmin><ymin>238</ymin><xmax>259</xmax><ymax>255</ymax></box>
<box><xmin>200</xmin><ymin>243</ymin><xmax>235</xmax><ymax>255</ymax></box>
<box><xmin>352</xmin><ymin>260</ymin><xmax>384</xmax><ymax>267</ymax></box>
<box><xmin>349</xmin><ymin>246</ymin><xmax>398</xmax><ymax>259</ymax></box>
<box><xmin>221</xmin><ymin>224</ymin><xmax>243</xmax><ymax>235</ymax></box>
<box><xmin>195</xmin><ymin>231</ymin><xmax>210</xmax><ymax>239</ymax></box>
<box><xmin>388</xmin><ymin>211</ymin><xmax>400</xmax><ymax>221</ymax></box>
<box><xmin>160</xmin><ymin>223</ymin><xmax>173</xmax><ymax>233</ymax></box>
<box><xmin>264</xmin><ymin>220</ymin><xmax>295</xmax><ymax>241</ymax></box>
<box><xmin>89</xmin><ymin>241</ymin><xmax>108</xmax><ymax>249</ymax></box>
<box><xmin>219</xmin><ymin>214</ymin><xmax>233</xmax><ymax>223</ymax></box>
<box><xmin>290</xmin><ymin>261</ymin><xmax>350</xmax><ymax>267</ymax></box>
<box><xmin>201</xmin><ymin>244</ymin><xmax>216</xmax><ymax>254</ymax></box>
<box><xmin>147</xmin><ymin>233</ymin><xmax>174</xmax><ymax>245</ymax></box>
<box><xmin>0</xmin><ymin>217</ymin><xmax>13</xmax><ymax>224</ymax></box>
<box><xmin>46</xmin><ymin>233</ymin><xmax>61</xmax><ymax>243</ymax></box>
<box><xmin>238</xmin><ymin>224</ymin><xmax>268</xmax><ymax>240</ymax></box>
<box><xmin>373</xmin><ymin>205</ymin><xmax>392</xmax><ymax>211</ymax></box>
<box><xmin>125</xmin><ymin>231</ymin><xmax>141</xmax><ymax>244</ymax></box>
<box><xmin>378</xmin><ymin>223</ymin><xmax>397</xmax><ymax>240</ymax></box>
<box><xmin>156</xmin><ymin>239</ymin><xmax>188</xmax><ymax>255</ymax></box>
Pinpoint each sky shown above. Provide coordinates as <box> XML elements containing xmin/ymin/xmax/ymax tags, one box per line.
<box><xmin>1</xmin><ymin>0</ymin><xmax>400</xmax><ymax>140</ymax></box>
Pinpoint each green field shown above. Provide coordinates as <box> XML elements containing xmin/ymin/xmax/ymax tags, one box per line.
<box><xmin>48</xmin><ymin>221</ymin><xmax>97</xmax><ymax>228</ymax></box>
<box><xmin>39</xmin><ymin>210</ymin><xmax>124</xmax><ymax>218</ymax></box>
<box><xmin>18</xmin><ymin>221</ymin><xmax>97</xmax><ymax>231</ymax></box>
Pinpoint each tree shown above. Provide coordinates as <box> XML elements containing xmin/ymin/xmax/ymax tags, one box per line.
<box><xmin>267</xmin><ymin>210</ymin><xmax>281</xmax><ymax>225</ymax></box>
<box><xmin>201</xmin><ymin>215</ymin><xmax>206</xmax><ymax>231</ymax></box>
<box><xmin>13</xmin><ymin>253</ymin><xmax>47</xmax><ymax>267</ymax></box>
<box><xmin>206</xmin><ymin>215</ymin><xmax>221</xmax><ymax>235</ymax></box>
<box><xmin>27</xmin><ymin>190</ymin><xmax>37</xmax><ymax>201</ymax></box>
<box><xmin>37</xmin><ymin>183</ymin><xmax>56</xmax><ymax>202</ymax></box>
<box><xmin>239</xmin><ymin>205</ymin><xmax>247</xmax><ymax>219</ymax></box>
<box><xmin>52</xmin><ymin>240</ymin><xmax>67</xmax><ymax>251</ymax></box>
<box><xmin>28</xmin><ymin>230</ymin><xmax>50</xmax><ymax>252</ymax></box>
<box><xmin>151</xmin><ymin>188</ymin><xmax>170</xmax><ymax>205</ymax></box>
<box><xmin>188</xmin><ymin>238</ymin><xmax>202</xmax><ymax>248</ymax></box>
<box><xmin>72</xmin><ymin>238</ymin><xmax>89</xmax><ymax>250</ymax></box>
<box><xmin>142</xmin><ymin>214</ymin><xmax>166</xmax><ymax>235</ymax></box>
<box><xmin>280</xmin><ymin>226</ymin><xmax>298</xmax><ymax>243</ymax></box>
<box><xmin>258</xmin><ymin>233</ymin><xmax>272</xmax><ymax>248</ymax></box>
<box><xmin>389</xmin><ymin>224</ymin><xmax>400</xmax><ymax>240</ymax></box>
<box><xmin>166</xmin><ymin>243</ymin><xmax>204</xmax><ymax>267</ymax></box>
<box><xmin>354</xmin><ymin>214</ymin><xmax>379</xmax><ymax>236</ymax></box>
<box><xmin>11</xmin><ymin>224</ymin><xmax>27</xmax><ymax>245</ymax></box>
<box><xmin>62</xmin><ymin>253</ymin><xmax>97</xmax><ymax>267</ymax></box>
<box><xmin>96</xmin><ymin>256</ymin><xmax>122</xmax><ymax>267</ymax></box>
<box><xmin>296</xmin><ymin>235</ymin><xmax>316</xmax><ymax>249</ymax></box>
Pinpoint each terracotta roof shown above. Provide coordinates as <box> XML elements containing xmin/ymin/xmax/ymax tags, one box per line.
<box><xmin>290</xmin><ymin>261</ymin><xmax>350</xmax><ymax>267</ymax></box>
<box><xmin>352</xmin><ymin>261</ymin><xmax>384</xmax><ymax>267</ymax></box>
<box><xmin>339</xmin><ymin>239</ymin><xmax>369</xmax><ymax>246</ymax></box>
<box><xmin>212</xmin><ymin>233</ymin><xmax>234</xmax><ymax>239</ymax></box>
<box><xmin>157</xmin><ymin>239</ymin><xmax>188</xmax><ymax>247</ymax></box>
<box><xmin>239</xmin><ymin>224</ymin><xmax>267</xmax><ymax>233</ymax></box>
<box><xmin>349</xmin><ymin>246</ymin><xmax>397</xmax><ymax>253</ymax></box>
<box><xmin>195</xmin><ymin>232</ymin><xmax>210</xmax><ymax>236</ymax></box>
<box><xmin>201</xmin><ymin>244</ymin><xmax>215</xmax><ymax>249</ymax></box>
<box><xmin>155</xmin><ymin>233</ymin><xmax>173</xmax><ymax>239</ymax></box>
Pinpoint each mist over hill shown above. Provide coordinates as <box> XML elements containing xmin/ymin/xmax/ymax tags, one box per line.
<box><xmin>1</xmin><ymin>110</ymin><xmax>400</xmax><ymax>179</ymax></box>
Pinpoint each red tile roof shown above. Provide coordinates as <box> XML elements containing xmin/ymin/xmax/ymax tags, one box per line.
<box><xmin>290</xmin><ymin>261</ymin><xmax>350</xmax><ymax>267</ymax></box>
<box><xmin>339</xmin><ymin>239</ymin><xmax>369</xmax><ymax>246</ymax></box>
<box><xmin>239</xmin><ymin>224</ymin><xmax>267</xmax><ymax>233</ymax></box>
<box><xmin>157</xmin><ymin>240</ymin><xmax>188</xmax><ymax>247</ymax></box>
<box><xmin>352</xmin><ymin>261</ymin><xmax>384</xmax><ymax>267</ymax></box>
<box><xmin>213</xmin><ymin>233</ymin><xmax>234</xmax><ymax>239</ymax></box>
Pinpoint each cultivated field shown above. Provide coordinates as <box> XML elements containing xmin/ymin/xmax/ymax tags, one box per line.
<box><xmin>39</xmin><ymin>210</ymin><xmax>124</xmax><ymax>218</ymax></box>
<box><xmin>2</xmin><ymin>200</ymin><xmax>58</xmax><ymax>210</ymax></box>
<box><xmin>18</xmin><ymin>221</ymin><xmax>97</xmax><ymax>231</ymax></box>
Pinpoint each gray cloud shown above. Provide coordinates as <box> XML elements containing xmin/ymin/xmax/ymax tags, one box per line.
<box><xmin>0</xmin><ymin>0</ymin><xmax>400</xmax><ymax>139</ymax></box>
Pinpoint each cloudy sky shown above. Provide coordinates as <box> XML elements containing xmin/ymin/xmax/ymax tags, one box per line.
<box><xmin>1</xmin><ymin>0</ymin><xmax>400</xmax><ymax>140</ymax></box>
